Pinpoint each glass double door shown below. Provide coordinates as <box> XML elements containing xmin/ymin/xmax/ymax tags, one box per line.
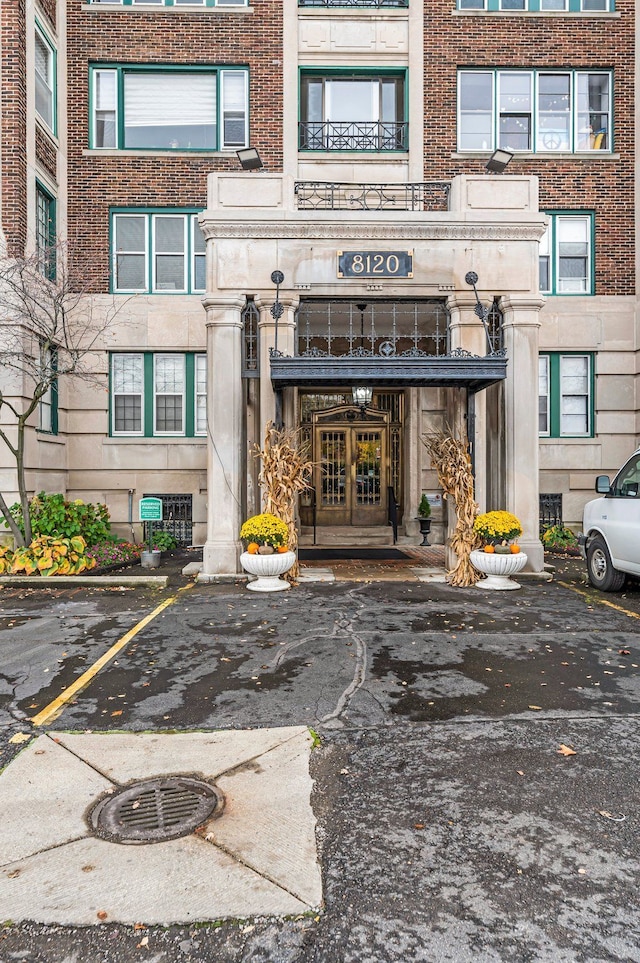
<box><xmin>315</xmin><ymin>424</ymin><xmax>387</xmax><ymax>526</ymax></box>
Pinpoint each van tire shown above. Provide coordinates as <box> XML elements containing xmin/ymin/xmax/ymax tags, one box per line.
<box><xmin>586</xmin><ymin>535</ymin><xmax>626</xmax><ymax>592</ymax></box>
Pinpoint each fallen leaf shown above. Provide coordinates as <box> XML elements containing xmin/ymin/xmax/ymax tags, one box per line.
<box><xmin>414</xmin><ymin>823</ymin><xmax>425</xmax><ymax>830</ymax></box>
<box><xmin>557</xmin><ymin>744</ymin><xmax>577</xmax><ymax>756</ymax></box>
<box><xmin>597</xmin><ymin>810</ymin><xmax>626</xmax><ymax>822</ymax></box>
<box><xmin>516</xmin><ymin>770</ymin><xmax>525</xmax><ymax>776</ymax></box>
<box><xmin>97</xmin><ymin>910</ymin><xmax>108</xmax><ymax>920</ymax></box>
<box><xmin>136</xmin><ymin>936</ymin><xmax>149</xmax><ymax>948</ymax></box>
<box><xmin>132</xmin><ymin>800</ymin><xmax>140</xmax><ymax>810</ymax></box>
<box><xmin>134</xmin><ymin>923</ymin><xmax>147</xmax><ymax>931</ymax></box>
<box><xmin>9</xmin><ymin>733</ymin><xmax>30</xmax><ymax>744</ymax></box>
<box><xmin>577</xmin><ymin>867</ymin><xmax>587</xmax><ymax>875</ymax></box>
<box><xmin>110</xmin><ymin>710</ymin><xmax>123</xmax><ymax>717</ymax></box>
<box><xmin>528</xmin><ymin>705</ymin><xmax>542</xmax><ymax>711</ymax></box>
<box><xmin>618</xmin><ymin>649</ymin><xmax>631</xmax><ymax>655</ymax></box>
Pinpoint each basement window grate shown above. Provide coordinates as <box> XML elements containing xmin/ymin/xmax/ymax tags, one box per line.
<box><xmin>89</xmin><ymin>777</ymin><xmax>224</xmax><ymax>844</ymax></box>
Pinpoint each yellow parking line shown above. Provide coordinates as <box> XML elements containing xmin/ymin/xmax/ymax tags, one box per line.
<box><xmin>558</xmin><ymin>581</ymin><xmax>640</xmax><ymax>621</ymax></box>
<box><xmin>31</xmin><ymin>586</ymin><xmax>191</xmax><ymax>727</ymax></box>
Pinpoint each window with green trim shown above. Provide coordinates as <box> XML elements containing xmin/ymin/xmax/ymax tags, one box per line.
<box><xmin>458</xmin><ymin>0</ymin><xmax>613</xmax><ymax>9</ymax></box>
<box><xmin>299</xmin><ymin>70</ymin><xmax>407</xmax><ymax>151</ymax></box>
<box><xmin>111</xmin><ymin>352</ymin><xmax>207</xmax><ymax>437</ymax></box>
<box><xmin>91</xmin><ymin>66</ymin><xmax>248</xmax><ymax>150</ymax></box>
<box><xmin>36</xmin><ymin>182</ymin><xmax>56</xmax><ymax>280</ymax></box>
<box><xmin>540</xmin><ymin>212</ymin><xmax>593</xmax><ymax>294</ymax></box>
<box><xmin>539</xmin><ymin>353</ymin><xmax>593</xmax><ymax>437</ymax></box>
<box><xmin>90</xmin><ymin>0</ymin><xmax>246</xmax><ymax>4</ymax></box>
<box><xmin>457</xmin><ymin>70</ymin><xmax>611</xmax><ymax>153</ymax></box>
<box><xmin>35</xmin><ymin>23</ymin><xmax>56</xmax><ymax>133</ymax></box>
<box><xmin>38</xmin><ymin>346</ymin><xmax>58</xmax><ymax>434</ymax></box>
<box><xmin>111</xmin><ymin>211</ymin><xmax>205</xmax><ymax>293</ymax></box>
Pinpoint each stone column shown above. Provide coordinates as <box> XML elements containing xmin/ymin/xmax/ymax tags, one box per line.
<box><xmin>201</xmin><ymin>296</ymin><xmax>245</xmax><ymax>576</ymax></box>
<box><xmin>500</xmin><ymin>296</ymin><xmax>546</xmax><ymax>571</ymax></box>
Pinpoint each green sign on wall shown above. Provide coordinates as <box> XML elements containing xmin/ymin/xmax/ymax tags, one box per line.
<box><xmin>139</xmin><ymin>497</ymin><xmax>163</xmax><ymax>522</ymax></box>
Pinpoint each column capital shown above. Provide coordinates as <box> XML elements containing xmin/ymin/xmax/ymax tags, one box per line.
<box><xmin>202</xmin><ymin>295</ymin><xmax>246</xmax><ymax>327</ymax></box>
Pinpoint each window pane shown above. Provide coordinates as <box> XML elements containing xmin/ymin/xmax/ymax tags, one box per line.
<box><xmin>35</xmin><ymin>32</ymin><xmax>53</xmax><ymax>127</ymax></box>
<box><xmin>459</xmin><ymin>73</ymin><xmax>493</xmax><ymax>150</ymax></box>
<box><xmin>124</xmin><ymin>72</ymin><xmax>217</xmax><ymax>149</ymax></box>
<box><xmin>537</xmin><ymin>74</ymin><xmax>570</xmax><ymax>151</ymax></box>
<box><xmin>94</xmin><ymin>70</ymin><xmax>117</xmax><ymax>148</ymax></box>
<box><xmin>193</xmin><ymin>216</ymin><xmax>206</xmax><ymax>289</ymax></box>
<box><xmin>538</xmin><ymin>356</ymin><xmax>549</xmax><ymax>434</ymax></box>
<box><xmin>156</xmin><ymin>395</ymin><xmax>183</xmax><ymax>432</ymax></box>
<box><xmin>576</xmin><ymin>73</ymin><xmax>609</xmax><ymax>150</ymax></box>
<box><xmin>195</xmin><ymin>354</ymin><xmax>207</xmax><ymax>434</ymax></box>
<box><xmin>114</xmin><ymin>215</ymin><xmax>147</xmax><ymax>290</ymax></box>
<box><xmin>155</xmin><ymin>216</ymin><xmax>185</xmax><ymax>252</ymax></box>
<box><xmin>115</xmin><ymin>395</ymin><xmax>142</xmax><ymax>433</ymax></box>
<box><xmin>561</xmin><ymin>356</ymin><xmax>589</xmax><ymax>434</ymax></box>
<box><xmin>113</xmin><ymin>354</ymin><xmax>143</xmax><ymax>393</ymax></box>
<box><xmin>539</xmin><ymin>256</ymin><xmax>550</xmax><ymax>292</ymax></box>
<box><xmin>116</xmin><ymin>255</ymin><xmax>146</xmax><ymax>290</ymax></box>
<box><xmin>221</xmin><ymin>71</ymin><xmax>247</xmax><ymax>147</ymax></box>
<box><xmin>557</xmin><ymin>217</ymin><xmax>589</xmax><ymax>292</ymax></box>
<box><xmin>155</xmin><ymin>255</ymin><xmax>186</xmax><ymax>290</ymax></box>
<box><xmin>155</xmin><ymin>355</ymin><xmax>184</xmax><ymax>393</ymax></box>
<box><xmin>115</xmin><ymin>214</ymin><xmax>146</xmax><ymax>251</ymax></box>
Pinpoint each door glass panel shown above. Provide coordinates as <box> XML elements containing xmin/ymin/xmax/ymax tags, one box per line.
<box><xmin>356</xmin><ymin>432</ymin><xmax>381</xmax><ymax>506</ymax></box>
<box><xmin>321</xmin><ymin>431</ymin><xmax>346</xmax><ymax>506</ymax></box>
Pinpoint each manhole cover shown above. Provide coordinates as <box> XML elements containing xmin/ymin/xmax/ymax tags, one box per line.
<box><xmin>89</xmin><ymin>777</ymin><xmax>224</xmax><ymax>844</ymax></box>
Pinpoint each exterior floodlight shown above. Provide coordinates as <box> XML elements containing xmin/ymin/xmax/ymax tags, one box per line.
<box><xmin>236</xmin><ymin>148</ymin><xmax>264</xmax><ymax>171</ymax></box>
<box><xmin>352</xmin><ymin>386</ymin><xmax>373</xmax><ymax>411</ymax></box>
<box><xmin>485</xmin><ymin>148</ymin><xmax>514</xmax><ymax>173</ymax></box>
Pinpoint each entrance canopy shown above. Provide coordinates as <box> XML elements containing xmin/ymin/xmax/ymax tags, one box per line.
<box><xmin>270</xmin><ymin>353</ymin><xmax>506</xmax><ymax>392</ymax></box>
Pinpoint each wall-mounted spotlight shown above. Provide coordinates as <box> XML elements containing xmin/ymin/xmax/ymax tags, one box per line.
<box><xmin>485</xmin><ymin>148</ymin><xmax>514</xmax><ymax>174</ymax></box>
<box><xmin>236</xmin><ymin>147</ymin><xmax>264</xmax><ymax>171</ymax></box>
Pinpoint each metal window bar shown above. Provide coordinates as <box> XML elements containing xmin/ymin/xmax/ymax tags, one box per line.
<box><xmin>241</xmin><ymin>297</ymin><xmax>260</xmax><ymax>377</ymax></box>
<box><xmin>486</xmin><ymin>299</ymin><xmax>504</xmax><ymax>353</ymax></box>
<box><xmin>300</xmin><ymin>0</ymin><xmax>408</xmax><ymax>6</ymax></box>
<box><xmin>295</xmin><ymin>299</ymin><xmax>450</xmax><ymax>359</ymax></box>
<box><xmin>539</xmin><ymin>493</ymin><xmax>563</xmax><ymax>531</ymax></box>
<box><xmin>299</xmin><ymin>121</ymin><xmax>408</xmax><ymax>152</ymax></box>
<box><xmin>295</xmin><ymin>181</ymin><xmax>450</xmax><ymax>212</ymax></box>
<box><xmin>144</xmin><ymin>493</ymin><xmax>193</xmax><ymax>545</ymax></box>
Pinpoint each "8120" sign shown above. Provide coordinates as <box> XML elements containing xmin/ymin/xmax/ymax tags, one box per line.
<box><xmin>337</xmin><ymin>250</ymin><xmax>413</xmax><ymax>279</ymax></box>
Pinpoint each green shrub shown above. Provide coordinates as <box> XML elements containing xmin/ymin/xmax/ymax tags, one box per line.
<box><xmin>7</xmin><ymin>493</ymin><xmax>111</xmax><ymax>544</ymax></box>
<box><xmin>151</xmin><ymin>530</ymin><xmax>179</xmax><ymax>552</ymax></box>
<box><xmin>541</xmin><ymin>524</ymin><xmax>578</xmax><ymax>551</ymax></box>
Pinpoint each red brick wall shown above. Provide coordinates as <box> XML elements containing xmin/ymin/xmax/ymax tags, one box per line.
<box><xmin>36</xmin><ymin>125</ymin><xmax>58</xmax><ymax>182</ymax></box>
<box><xmin>2</xmin><ymin>0</ymin><xmax>28</xmax><ymax>256</ymax></box>
<box><xmin>66</xmin><ymin>2</ymin><xmax>283</xmax><ymax>290</ymax></box>
<box><xmin>424</xmin><ymin>4</ymin><xmax>635</xmax><ymax>295</ymax></box>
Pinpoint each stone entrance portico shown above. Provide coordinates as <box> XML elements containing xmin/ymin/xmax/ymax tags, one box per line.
<box><xmin>199</xmin><ymin>172</ymin><xmax>547</xmax><ymax>577</ymax></box>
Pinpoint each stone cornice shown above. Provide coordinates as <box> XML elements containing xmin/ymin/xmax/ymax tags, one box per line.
<box><xmin>199</xmin><ymin>221</ymin><xmax>546</xmax><ymax>243</ymax></box>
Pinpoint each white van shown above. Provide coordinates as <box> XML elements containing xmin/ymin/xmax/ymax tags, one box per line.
<box><xmin>579</xmin><ymin>447</ymin><xmax>640</xmax><ymax>591</ymax></box>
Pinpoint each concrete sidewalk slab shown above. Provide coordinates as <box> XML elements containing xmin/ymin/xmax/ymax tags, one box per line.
<box><xmin>0</xmin><ymin>728</ymin><xmax>322</xmax><ymax>925</ymax></box>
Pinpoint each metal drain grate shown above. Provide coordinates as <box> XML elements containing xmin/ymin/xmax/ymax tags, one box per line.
<box><xmin>90</xmin><ymin>777</ymin><xmax>224</xmax><ymax>844</ymax></box>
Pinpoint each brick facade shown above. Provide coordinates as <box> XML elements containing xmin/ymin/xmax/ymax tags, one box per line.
<box><xmin>66</xmin><ymin>2</ymin><xmax>284</xmax><ymax>290</ymax></box>
<box><xmin>424</xmin><ymin>3</ymin><xmax>635</xmax><ymax>296</ymax></box>
<box><xmin>1</xmin><ymin>0</ymin><xmax>28</xmax><ymax>255</ymax></box>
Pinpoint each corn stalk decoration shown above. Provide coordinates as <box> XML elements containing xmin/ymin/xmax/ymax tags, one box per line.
<box><xmin>422</xmin><ymin>428</ymin><xmax>481</xmax><ymax>587</ymax></box>
<box><xmin>255</xmin><ymin>422</ymin><xmax>314</xmax><ymax>581</ymax></box>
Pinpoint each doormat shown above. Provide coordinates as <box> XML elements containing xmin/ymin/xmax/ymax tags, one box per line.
<box><xmin>298</xmin><ymin>548</ymin><xmax>410</xmax><ymax>561</ymax></box>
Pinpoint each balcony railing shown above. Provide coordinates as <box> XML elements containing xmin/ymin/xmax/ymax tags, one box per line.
<box><xmin>295</xmin><ymin>181</ymin><xmax>451</xmax><ymax>212</ymax></box>
<box><xmin>299</xmin><ymin>0</ymin><xmax>408</xmax><ymax>6</ymax></box>
<box><xmin>299</xmin><ymin>121</ymin><xmax>408</xmax><ymax>152</ymax></box>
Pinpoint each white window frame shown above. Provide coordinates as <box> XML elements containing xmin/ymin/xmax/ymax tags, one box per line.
<box><xmin>113</xmin><ymin>213</ymin><xmax>149</xmax><ymax>293</ymax></box>
<box><xmin>192</xmin><ymin>217</ymin><xmax>206</xmax><ymax>293</ymax></box>
<box><xmin>91</xmin><ymin>66</ymin><xmax>248</xmax><ymax>151</ymax></box>
<box><xmin>457</xmin><ymin>70</ymin><xmax>611</xmax><ymax>154</ymax></box>
<box><xmin>195</xmin><ymin>354</ymin><xmax>207</xmax><ymax>436</ymax></box>
<box><xmin>35</xmin><ymin>24</ymin><xmax>56</xmax><ymax>132</ymax></box>
<box><xmin>538</xmin><ymin>355</ymin><xmax>550</xmax><ymax>436</ymax></box>
<box><xmin>112</xmin><ymin>353</ymin><xmax>145</xmax><ymax>436</ymax></box>
<box><xmin>540</xmin><ymin>213</ymin><xmax>593</xmax><ymax>295</ymax></box>
<box><xmin>560</xmin><ymin>354</ymin><xmax>591</xmax><ymax>436</ymax></box>
<box><xmin>152</xmin><ymin>214</ymin><xmax>188</xmax><ymax>293</ymax></box>
<box><xmin>153</xmin><ymin>354</ymin><xmax>186</xmax><ymax>436</ymax></box>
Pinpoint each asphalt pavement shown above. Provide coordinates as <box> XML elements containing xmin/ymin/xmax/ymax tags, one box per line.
<box><xmin>0</xmin><ymin>551</ymin><xmax>639</xmax><ymax>963</ymax></box>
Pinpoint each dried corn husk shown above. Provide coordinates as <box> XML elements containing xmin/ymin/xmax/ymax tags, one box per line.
<box><xmin>254</xmin><ymin>422</ymin><xmax>314</xmax><ymax>581</ymax></box>
<box><xmin>422</xmin><ymin>428</ymin><xmax>481</xmax><ymax>586</ymax></box>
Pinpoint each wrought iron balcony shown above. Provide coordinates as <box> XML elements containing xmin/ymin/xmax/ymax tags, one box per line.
<box><xmin>295</xmin><ymin>180</ymin><xmax>451</xmax><ymax>212</ymax></box>
<box><xmin>299</xmin><ymin>121</ymin><xmax>408</xmax><ymax>152</ymax></box>
<box><xmin>299</xmin><ymin>0</ymin><xmax>408</xmax><ymax>6</ymax></box>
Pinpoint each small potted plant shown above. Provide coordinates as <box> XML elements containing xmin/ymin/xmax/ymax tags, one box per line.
<box><xmin>239</xmin><ymin>513</ymin><xmax>296</xmax><ymax>592</ymax></box>
<box><xmin>416</xmin><ymin>494</ymin><xmax>432</xmax><ymax>546</ymax></box>
<box><xmin>469</xmin><ymin>511</ymin><xmax>527</xmax><ymax>589</ymax></box>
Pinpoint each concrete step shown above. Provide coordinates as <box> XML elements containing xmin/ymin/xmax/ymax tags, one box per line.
<box><xmin>299</xmin><ymin>526</ymin><xmax>395</xmax><ymax>547</ymax></box>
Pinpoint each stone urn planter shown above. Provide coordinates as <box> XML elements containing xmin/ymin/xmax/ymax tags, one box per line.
<box><xmin>416</xmin><ymin>517</ymin><xmax>432</xmax><ymax>546</ymax></box>
<box><xmin>470</xmin><ymin>549</ymin><xmax>528</xmax><ymax>590</ymax></box>
<box><xmin>240</xmin><ymin>550</ymin><xmax>296</xmax><ymax>592</ymax></box>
